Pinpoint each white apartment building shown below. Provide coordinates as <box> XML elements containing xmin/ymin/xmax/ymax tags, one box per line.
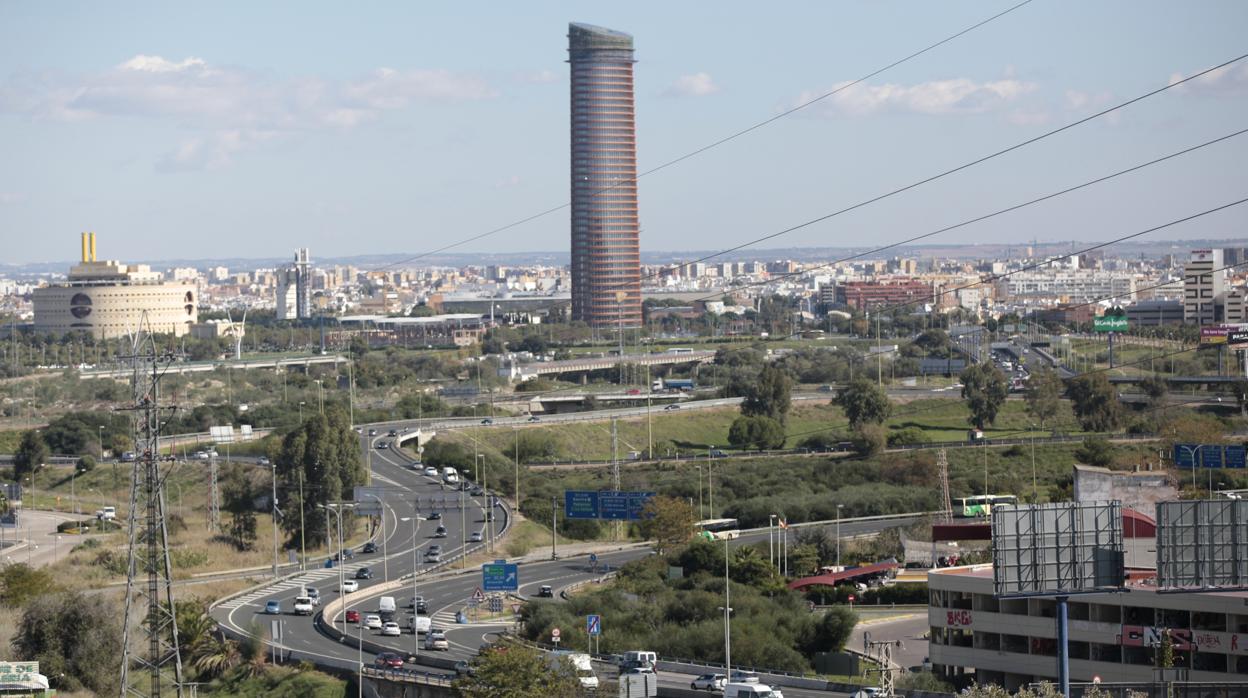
<box><xmin>928</xmin><ymin>565</ymin><xmax>1248</xmax><ymax>691</ymax></box>
<box><xmin>1184</xmin><ymin>249</ymin><xmax>1225</xmax><ymax>325</ymax></box>
<box><xmin>999</xmin><ymin>271</ymin><xmax>1137</xmax><ymax>302</ymax></box>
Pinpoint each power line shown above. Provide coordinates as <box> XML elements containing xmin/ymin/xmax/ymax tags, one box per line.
<box><xmin>691</xmin><ymin>127</ymin><xmax>1248</xmax><ymax>304</ymax></box>
<box><xmin>372</xmin><ymin>1</ymin><xmax>1037</xmax><ymax>271</ymax></box>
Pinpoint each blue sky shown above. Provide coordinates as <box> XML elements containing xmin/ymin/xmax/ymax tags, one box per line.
<box><xmin>1</xmin><ymin>1</ymin><xmax>1246</xmax><ymax>265</ymax></box>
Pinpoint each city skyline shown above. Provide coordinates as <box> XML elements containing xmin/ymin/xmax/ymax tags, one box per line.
<box><xmin>1</xmin><ymin>2</ymin><xmax>1246</xmax><ymax>267</ymax></box>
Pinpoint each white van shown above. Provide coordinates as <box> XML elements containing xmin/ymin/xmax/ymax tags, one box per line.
<box><xmin>293</xmin><ymin>596</ymin><xmax>314</xmax><ymax>616</ymax></box>
<box><xmin>442</xmin><ymin>467</ymin><xmax>459</xmax><ymax>485</ymax></box>
<box><xmin>378</xmin><ymin>596</ymin><xmax>396</xmax><ymax>615</ymax></box>
<box><xmin>724</xmin><ymin>684</ymin><xmax>779</xmax><ymax>698</ymax></box>
<box><xmin>621</xmin><ymin>651</ymin><xmax>657</xmax><ymax>671</ymax></box>
<box><xmin>407</xmin><ymin>613</ymin><xmax>432</xmax><ymax>634</ymax></box>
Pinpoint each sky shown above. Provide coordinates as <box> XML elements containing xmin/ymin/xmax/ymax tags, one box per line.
<box><xmin>1</xmin><ymin>1</ymin><xmax>1247</xmax><ymax>266</ymax></box>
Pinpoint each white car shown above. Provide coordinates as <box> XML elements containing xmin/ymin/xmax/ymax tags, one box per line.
<box><xmin>364</xmin><ymin>614</ymin><xmax>383</xmax><ymax>629</ymax></box>
<box><xmin>342</xmin><ymin>580</ymin><xmax>359</xmax><ymax>593</ymax></box>
<box><xmin>423</xmin><ymin>466</ymin><xmax>438</xmax><ymax>477</ymax></box>
<box><xmin>691</xmin><ymin>674</ymin><xmax>726</xmax><ymax>691</ymax></box>
<box><xmin>293</xmin><ymin>596</ymin><xmax>315</xmax><ymax>616</ymax></box>
<box><xmin>469</xmin><ymin>531</ymin><xmax>483</xmax><ymax>543</ymax></box>
<box><xmin>425</xmin><ymin>629</ymin><xmax>449</xmax><ymax>650</ymax></box>
<box><xmin>381</xmin><ymin>621</ymin><xmax>402</xmax><ymax>637</ymax></box>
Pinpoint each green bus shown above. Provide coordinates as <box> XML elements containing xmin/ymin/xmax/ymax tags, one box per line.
<box><xmin>954</xmin><ymin>495</ymin><xmax>1018</xmax><ymax>518</ymax></box>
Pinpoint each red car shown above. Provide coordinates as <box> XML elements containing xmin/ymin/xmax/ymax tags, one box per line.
<box><xmin>345</xmin><ymin>609</ymin><xmax>360</xmax><ymax>624</ymax></box>
<box><xmin>374</xmin><ymin>652</ymin><xmax>404</xmax><ymax>669</ymax></box>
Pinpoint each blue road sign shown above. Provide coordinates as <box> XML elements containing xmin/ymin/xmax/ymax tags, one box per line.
<box><xmin>589</xmin><ymin>553</ymin><xmax>598</xmax><ymax>564</ymax></box>
<box><xmin>599</xmin><ymin>491</ymin><xmax>656</xmax><ymax>520</ymax></box>
<box><xmin>587</xmin><ymin>614</ymin><xmax>601</xmax><ymax>636</ymax></box>
<box><xmin>482</xmin><ymin>562</ymin><xmax>519</xmax><ymax>591</ymax></box>
<box><xmin>1174</xmin><ymin>444</ymin><xmax>1247</xmax><ymax>469</ymax></box>
<box><xmin>565</xmin><ymin>491</ymin><xmax>600</xmax><ymax>519</ymax></box>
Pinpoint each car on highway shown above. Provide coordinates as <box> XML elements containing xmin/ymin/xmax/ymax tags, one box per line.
<box><xmin>850</xmin><ymin>689</ymin><xmax>881</xmax><ymax>698</ymax></box>
<box><xmin>264</xmin><ymin>600</ymin><xmax>281</xmax><ymax>615</ymax></box>
<box><xmin>730</xmin><ymin>670</ymin><xmax>760</xmax><ymax>684</ymax></box>
<box><xmin>362</xmin><ymin>541</ymin><xmax>377</xmax><ymax>554</ymax></box>
<box><xmin>364</xmin><ymin>614</ymin><xmax>383</xmax><ymax>630</ymax></box>
<box><xmin>691</xmin><ymin>674</ymin><xmax>727</xmax><ymax>691</ymax></box>
<box><xmin>527</xmin><ymin>415</ymin><xmax>541</xmax><ymax>422</ymax></box>
<box><xmin>374</xmin><ymin>652</ymin><xmax>404</xmax><ymax>669</ymax></box>
<box><xmin>664</xmin><ymin>404</ymin><xmax>681</xmax><ymax>410</ymax></box>
<box><xmin>355</xmin><ymin>567</ymin><xmax>373</xmax><ymax>580</ymax></box>
<box><xmin>368</xmin><ymin>429</ymin><xmax>377</xmax><ymax>436</ymax></box>
<box><xmin>410</xmin><ymin>596</ymin><xmax>427</xmax><ymax>614</ymax></box>
<box><xmin>453</xmin><ymin>660</ymin><xmax>476</xmax><ymax>677</ymax></box>
<box><xmin>341</xmin><ymin>580</ymin><xmax>359</xmax><ymax>593</ymax></box>
<box><xmin>388</xmin><ymin>429</ymin><xmax>398</xmax><ymax>437</ymax></box>
<box><xmin>424</xmin><ymin>550</ymin><xmax>442</xmax><ymax>563</ymax></box>
<box><xmin>709</xmin><ymin>449</ymin><xmax>727</xmax><ymax>458</ymax></box>
<box><xmin>345</xmin><ymin>609</ymin><xmax>360</xmax><ymax>623</ymax></box>
<box><xmin>293</xmin><ymin>596</ymin><xmax>314</xmax><ymax>616</ymax></box>
<box><xmin>434</xmin><ymin>525</ymin><xmax>448</xmax><ymax>538</ymax></box>
<box><xmin>427</xmin><ymin>511</ymin><xmax>442</xmax><ymax>520</ymax></box>
<box><xmin>333</xmin><ymin>549</ymin><xmax>355</xmax><ymax>561</ymax></box>
<box><xmin>480</xmin><ymin>418</ymin><xmax>493</xmax><ymax>425</ymax></box>
<box><xmin>193</xmin><ymin>451</ymin><xmax>210</xmax><ymax>460</ymax></box>
<box><xmin>470</xmin><ymin>485</ymin><xmax>485</xmax><ymax>497</ymax></box>
<box><xmin>423</xmin><ymin>466</ymin><xmax>438</xmax><ymax>477</ymax></box>
<box><xmin>375</xmin><ymin>442</ymin><xmax>389</xmax><ymax>449</ymax></box>
<box><xmin>304</xmin><ymin>587</ymin><xmax>321</xmax><ymax>605</ymax></box>
<box><xmin>538</xmin><ymin>585</ymin><xmax>554</xmax><ymax>598</ymax></box>
<box><xmin>382</xmin><ymin>621</ymin><xmax>402</xmax><ymax>637</ymax></box>
<box><xmin>469</xmin><ymin>531</ymin><xmax>483</xmax><ymax>543</ymax></box>
<box><xmin>258</xmin><ymin>456</ymin><xmax>270</xmax><ymax>466</ymax></box>
<box><xmin>425</xmin><ymin>629</ymin><xmax>449</xmax><ymax>651</ymax></box>
<box><xmin>428</xmin><ymin>544</ymin><xmax>443</xmax><ymax>554</ymax></box>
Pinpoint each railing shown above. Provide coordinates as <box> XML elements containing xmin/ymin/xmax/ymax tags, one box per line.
<box><xmin>361</xmin><ymin>665</ymin><xmax>454</xmax><ymax>686</ymax></box>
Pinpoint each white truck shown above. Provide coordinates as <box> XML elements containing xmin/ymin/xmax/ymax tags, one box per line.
<box><xmin>406</xmin><ymin>613</ymin><xmax>432</xmax><ymax>634</ymax></box>
<box><xmin>95</xmin><ymin>506</ymin><xmax>117</xmax><ymax>521</ymax></box>
<box><xmin>547</xmin><ymin>651</ymin><xmax>598</xmax><ymax>690</ymax></box>
<box><xmin>293</xmin><ymin>596</ymin><xmax>314</xmax><ymax>616</ymax></box>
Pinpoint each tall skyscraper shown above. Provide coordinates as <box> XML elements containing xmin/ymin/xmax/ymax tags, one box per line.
<box><xmin>276</xmin><ymin>247</ymin><xmax>312</xmax><ymax>321</ymax></box>
<box><xmin>568</xmin><ymin>23</ymin><xmax>641</xmax><ymax>328</ymax></box>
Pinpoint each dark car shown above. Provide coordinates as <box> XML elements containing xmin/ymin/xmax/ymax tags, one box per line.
<box><xmin>427</xmin><ymin>511</ymin><xmax>442</xmax><ymax>520</ymax></box>
<box><xmin>362</xmin><ymin>541</ymin><xmax>377</xmax><ymax>554</ymax></box>
<box><xmin>333</xmin><ymin>549</ymin><xmax>355</xmax><ymax>561</ymax></box>
<box><xmin>454</xmin><ymin>660</ymin><xmax>477</xmax><ymax>677</ymax></box>
<box><xmin>408</xmin><ymin>595</ymin><xmax>427</xmax><ymax>614</ymax></box>
<box><xmin>374</xmin><ymin>652</ymin><xmax>404</xmax><ymax>669</ymax></box>
<box><xmin>527</xmin><ymin>415</ymin><xmax>541</xmax><ymax>422</ymax></box>
<box><xmin>664</xmin><ymin>404</ymin><xmax>681</xmax><ymax>411</ymax></box>
<box><xmin>355</xmin><ymin>567</ymin><xmax>373</xmax><ymax>580</ymax></box>
<box><xmin>434</xmin><ymin>525</ymin><xmax>448</xmax><ymax>538</ymax></box>
<box><xmin>469</xmin><ymin>486</ymin><xmax>485</xmax><ymax>497</ymax></box>
<box><xmin>538</xmin><ymin>585</ymin><xmax>554</xmax><ymax>598</ymax></box>
<box><xmin>480</xmin><ymin>418</ymin><xmax>493</xmax><ymax>425</ymax></box>
<box><xmin>428</xmin><ymin>544</ymin><xmax>443</xmax><ymax>555</ymax></box>
<box><xmin>368</xmin><ymin>429</ymin><xmax>377</xmax><ymax>436</ymax></box>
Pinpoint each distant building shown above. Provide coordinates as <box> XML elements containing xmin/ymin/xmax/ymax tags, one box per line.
<box><xmin>32</xmin><ymin>233</ymin><xmax>197</xmax><ymax>339</ymax></box>
<box><xmin>1183</xmin><ymin>249</ymin><xmax>1225</xmax><ymax>324</ymax></box>
<box><xmin>275</xmin><ymin>248</ymin><xmax>312</xmax><ymax>321</ymax></box>
<box><xmin>1125</xmin><ymin>299</ymin><xmax>1184</xmax><ymax>326</ymax></box>
<box><xmin>568</xmin><ymin>23</ymin><xmax>641</xmax><ymax>328</ymax></box>
<box><xmin>1033</xmin><ymin>304</ymin><xmax>1095</xmax><ymax>326</ymax></box>
<box><xmin>835</xmin><ymin>279</ymin><xmax>933</xmax><ymax>311</ymax></box>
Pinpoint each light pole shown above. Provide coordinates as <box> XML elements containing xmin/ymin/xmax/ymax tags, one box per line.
<box><xmin>1028</xmin><ymin>423</ymin><xmax>1038</xmax><ymax>503</ymax></box>
<box><xmin>299</xmin><ymin>401</ymin><xmax>306</xmax><ymax>423</ymax></box>
<box><xmin>271</xmin><ymin>460</ymin><xmax>280</xmax><ymax>578</ymax></box>
<box><xmin>316</xmin><ymin>379</ymin><xmax>325</xmax><ymax>416</ymax></box>
<box><xmin>401</xmin><ymin>513</ymin><xmax>423</xmax><ymax>660</ymax></box>
<box><xmin>695</xmin><ymin>465</ymin><xmax>704</xmax><ymax>519</ymax></box>
<box><xmin>320</xmin><ymin>503</ymin><xmax>353</xmax><ymax>603</ymax></box>
<box><xmin>836</xmin><ymin>504</ymin><xmax>844</xmax><ymax>570</ymax></box>
<box><xmin>720</xmin><ymin>537</ymin><xmax>733</xmax><ymax>677</ymax></box>
<box><xmin>97</xmin><ymin>425</ymin><xmax>104</xmax><ymax>461</ymax></box>
<box><xmin>768</xmin><ymin>514</ymin><xmax>777</xmax><ymax>570</ymax></box>
<box><xmin>707</xmin><ymin>449</ymin><xmax>714</xmax><ymax>517</ymax></box>
<box><xmin>366</xmin><ymin>493</ymin><xmax>388</xmax><ymax>583</ymax></box>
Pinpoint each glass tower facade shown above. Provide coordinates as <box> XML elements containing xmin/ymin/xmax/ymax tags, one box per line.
<box><xmin>568</xmin><ymin>22</ymin><xmax>641</xmax><ymax>328</ymax></box>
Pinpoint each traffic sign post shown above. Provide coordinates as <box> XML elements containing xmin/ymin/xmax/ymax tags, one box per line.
<box><xmin>552</xmin><ymin>627</ymin><xmax>561</xmax><ymax>648</ymax></box>
<box><xmin>589</xmin><ymin>553</ymin><xmax>598</xmax><ymax>572</ymax></box>
<box><xmin>482</xmin><ymin>561</ymin><xmax>519</xmax><ymax>591</ymax></box>
<box><xmin>587</xmin><ymin>614</ymin><xmax>602</xmax><ymax>654</ymax></box>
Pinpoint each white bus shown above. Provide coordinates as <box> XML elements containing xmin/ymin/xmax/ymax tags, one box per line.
<box><xmin>695</xmin><ymin>518</ymin><xmax>741</xmax><ymax>541</ymax></box>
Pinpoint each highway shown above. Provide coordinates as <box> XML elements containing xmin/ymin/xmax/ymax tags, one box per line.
<box><xmin>208</xmin><ymin>422</ymin><xmax>923</xmax><ymax>694</ymax></box>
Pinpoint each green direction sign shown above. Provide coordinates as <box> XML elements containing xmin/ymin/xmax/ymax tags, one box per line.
<box><xmin>1093</xmin><ymin>316</ymin><xmax>1128</xmax><ymax>332</ymax></box>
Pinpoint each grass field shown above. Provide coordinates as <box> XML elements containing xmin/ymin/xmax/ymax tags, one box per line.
<box><xmin>443</xmin><ymin>397</ymin><xmax>1083</xmax><ymax>463</ymax></box>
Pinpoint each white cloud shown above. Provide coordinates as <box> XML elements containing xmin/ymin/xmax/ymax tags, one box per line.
<box><xmin>1169</xmin><ymin>63</ymin><xmax>1248</xmax><ymax>95</ymax></box>
<box><xmin>516</xmin><ymin>69</ymin><xmax>560</xmax><ymax>85</ymax></box>
<box><xmin>794</xmin><ymin>77</ymin><xmax>1035</xmax><ymax>117</ymax></box>
<box><xmin>0</xmin><ymin>192</ymin><xmax>28</xmax><ymax>205</ymax></box>
<box><xmin>663</xmin><ymin>72</ymin><xmax>720</xmax><ymax>98</ymax></box>
<box><xmin>0</xmin><ymin>54</ymin><xmax>498</xmax><ymax>171</ymax></box>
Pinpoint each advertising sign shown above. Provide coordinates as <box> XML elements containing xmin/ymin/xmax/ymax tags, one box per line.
<box><xmin>1093</xmin><ymin>316</ymin><xmax>1128</xmax><ymax>332</ymax></box>
<box><xmin>992</xmin><ymin>502</ymin><xmax>1124</xmax><ymax>597</ymax></box>
<box><xmin>1230</xmin><ymin>330</ymin><xmax>1248</xmax><ymax>348</ymax></box>
<box><xmin>1157</xmin><ymin>499</ymin><xmax>1248</xmax><ymax>591</ymax></box>
<box><xmin>0</xmin><ymin>662</ymin><xmax>40</xmax><ymax>684</ymax></box>
<box><xmin>1201</xmin><ymin>326</ymin><xmax>1232</xmax><ymax>345</ymax></box>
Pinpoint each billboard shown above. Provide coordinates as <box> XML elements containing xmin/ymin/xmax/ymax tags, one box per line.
<box><xmin>1201</xmin><ymin>325</ymin><xmax>1232</xmax><ymax>345</ymax></box>
<box><xmin>1172</xmin><ymin>444</ymin><xmax>1247</xmax><ymax>469</ymax></box>
<box><xmin>1093</xmin><ymin>316</ymin><xmax>1127</xmax><ymax>332</ymax></box>
<box><xmin>1230</xmin><ymin>330</ymin><xmax>1248</xmax><ymax>348</ymax></box>
<box><xmin>1156</xmin><ymin>499</ymin><xmax>1248</xmax><ymax>591</ymax></box>
<box><xmin>992</xmin><ymin>502</ymin><xmax>1124</xmax><ymax>597</ymax></box>
<box><xmin>209</xmin><ymin>425</ymin><xmax>235</xmax><ymax>444</ymax></box>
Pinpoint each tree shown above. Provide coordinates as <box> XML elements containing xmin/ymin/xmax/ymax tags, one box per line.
<box><xmin>454</xmin><ymin>642</ymin><xmax>580</xmax><ymax>698</ymax></box>
<box><xmin>1074</xmin><ymin>436</ymin><xmax>1114</xmax><ymax>467</ymax></box>
<box><xmin>1139</xmin><ymin>374</ymin><xmax>1168</xmax><ymax>409</ymax></box>
<box><xmin>13</xmin><ymin>430</ymin><xmax>49</xmax><ymax>482</ymax></box>
<box><xmin>75</xmin><ymin>454</ymin><xmax>96</xmax><ymax>472</ymax></box>
<box><xmin>275</xmin><ymin>405</ymin><xmax>364</xmax><ymax>549</ymax></box>
<box><xmin>835</xmin><ymin>379</ymin><xmax>893</xmax><ymax>429</ymax></box>
<box><xmin>801</xmin><ymin>605</ymin><xmax>857</xmax><ymax>654</ymax></box>
<box><xmin>0</xmin><ymin>564</ymin><xmax>57</xmax><ymax>607</ymax></box>
<box><xmin>1067</xmin><ymin>373</ymin><xmax>1123</xmax><ymax>433</ymax></box>
<box><xmin>960</xmin><ymin>363</ymin><xmax>1008</xmax><ymax>430</ymax></box>
<box><xmin>639</xmin><ymin>495</ymin><xmax>694</xmax><ymax>554</ymax></box>
<box><xmin>741</xmin><ymin>365</ymin><xmax>793</xmax><ymax>423</ymax></box>
<box><xmin>851</xmin><ymin>424</ymin><xmax>888</xmax><ymax>457</ymax></box>
<box><xmin>222</xmin><ymin>462</ymin><xmax>258</xmax><ymax>551</ymax></box>
<box><xmin>1024</xmin><ymin>368</ymin><xmax>1064</xmax><ymax>429</ymax></box>
<box><xmin>727</xmin><ymin>415</ymin><xmax>786</xmax><ymax>450</ymax></box>
<box><xmin>789</xmin><ymin>543</ymin><xmax>821</xmax><ymax>577</ymax></box>
<box><xmin>13</xmin><ymin>591</ymin><xmax>123</xmax><ymax>695</ymax></box>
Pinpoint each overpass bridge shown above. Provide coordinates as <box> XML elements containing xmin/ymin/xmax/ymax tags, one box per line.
<box><xmin>78</xmin><ymin>354</ymin><xmax>348</xmax><ymax>379</ymax></box>
<box><xmin>506</xmin><ymin>350</ymin><xmax>715</xmax><ymax>379</ymax></box>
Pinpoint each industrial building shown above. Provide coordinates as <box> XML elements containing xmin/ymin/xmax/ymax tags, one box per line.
<box><xmin>1184</xmin><ymin>249</ymin><xmax>1225</xmax><ymax>325</ymax></box>
<box><xmin>833</xmin><ymin>279</ymin><xmax>934</xmax><ymax>311</ymax></box>
<box><xmin>568</xmin><ymin>23</ymin><xmax>642</xmax><ymax>329</ymax></box>
<box><xmin>32</xmin><ymin>233</ymin><xmax>197</xmax><ymax>339</ymax></box>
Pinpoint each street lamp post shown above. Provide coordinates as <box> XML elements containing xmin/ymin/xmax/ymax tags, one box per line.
<box><xmin>366</xmin><ymin>494</ymin><xmax>388</xmax><ymax>583</ymax></box>
<box><xmin>695</xmin><ymin>465</ymin><xmax>704</xmax><ymax>519</ymax></box>
<box><xmin>98</xmin><ymin>425</ymin><xmax>105</xmax><ymax>461</ymax></box>
<box><xmin>320</xmin><ymin>503</ymin><xmax>353</xmax><ymax>605</ymax></box>
<box><xmin>299</xmin><ymin>401</ymin><xmax>306</xmax><ymax>423</ymax></box>
<box><xmin>768</xmin><ymin>514</ymin><xmax>777</xmax><ymax>570</ymax></box>
<box><xmin>836</xmin><ymin>504</ymin><xmax>844</xmax><ymax>570</ymax></box>
<box><xmin>720</xmin><ymin>537</ymin><xmax>733</xmax><ymax>677</ymax></box>
<box><xmin>401</xmin><ymin>513</ymin><xmax>423</xmax><ymax>660</ymax></box>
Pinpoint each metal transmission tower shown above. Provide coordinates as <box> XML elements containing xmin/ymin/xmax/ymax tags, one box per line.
<box><xmin>865</xmin><ymin>640</ymin><xmax>896</xmax><ymax>697</ymax></box>
<box><xmin>119</xmin><ymin>321</ymin><xmax>184</xmax><ymax>698</ymax></box>
<box><xmin>207</xmin><ymin>455</ymin><xmax>221</xmax><ymax>532</ymax></box>
<box><xmin>937</xmin><ymin>448</ymin><xmax>953</xmax><ymax>521</ymax></box>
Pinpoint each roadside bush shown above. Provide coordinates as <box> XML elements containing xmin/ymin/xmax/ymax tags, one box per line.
<box><xmin>852</xmin><ymin>425</ymin><xmax>887</xmax><ymax>457</ymax></box>
<box><xmin>1074</xmin><ymin>436</ymin><xmax>1114</xmax><ymax>467</ymax></box>
<box><xmin>886</xmin><ymin>427</ymin><xmax>929</xmax><ymax>447</ymax></box>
